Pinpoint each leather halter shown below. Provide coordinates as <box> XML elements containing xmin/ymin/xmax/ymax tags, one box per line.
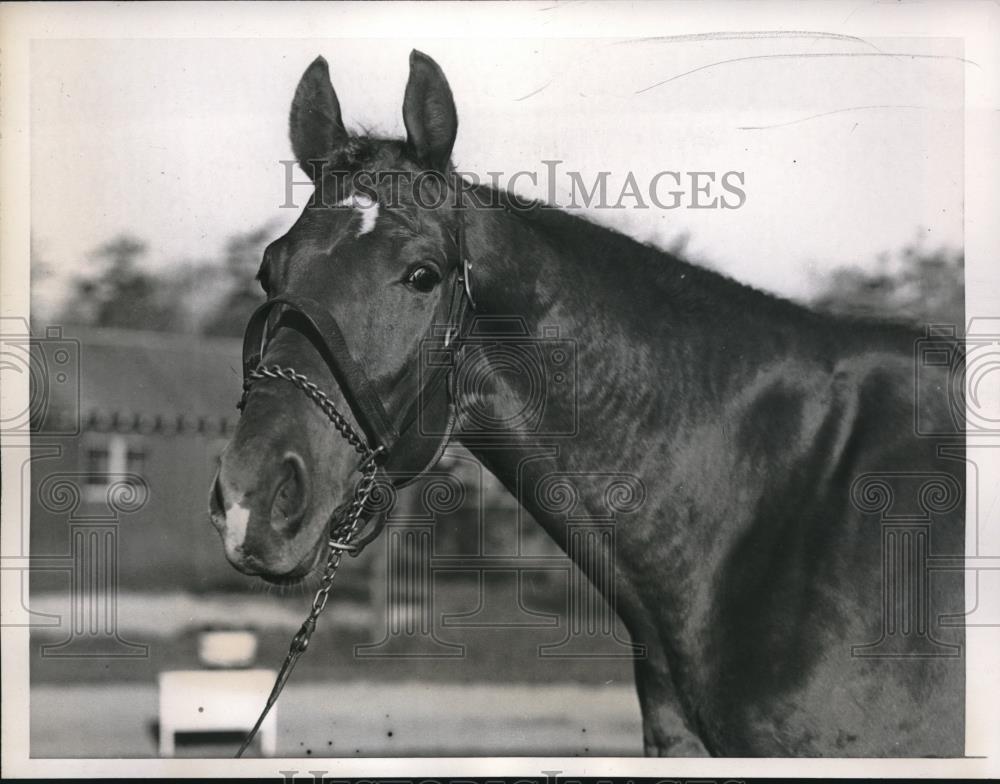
<box><xmin>233</xmin><ymin>207</ymin><xmax>474</xmax><ymax>758</ymax></box>
<box><xmin>239</xmin><ymin>209</ymin><xmax>474</xmax><ymax>488</ymax></box>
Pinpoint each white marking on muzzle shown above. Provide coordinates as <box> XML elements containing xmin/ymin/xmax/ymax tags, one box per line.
<box><xmin>337</xmin><ymin>193</ymin><xmax>379</xmax><ymax>236</ymax></box>
<box><xmin>224</xmin><ymin>501</ymin><xmax>252</xmax><ymax>553</ymax></box>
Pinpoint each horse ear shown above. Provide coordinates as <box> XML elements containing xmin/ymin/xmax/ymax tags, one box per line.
<box><xmin>289</xmin><ymin>56</ymin><xmax>347</xmax><ymax>180</ymax></box>
<box><xmin>402</xmin><ymin>50</ymin><xmax>457</xmax><ymax>173</ymax></box>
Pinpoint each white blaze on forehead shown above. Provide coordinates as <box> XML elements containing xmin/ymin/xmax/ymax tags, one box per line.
<box><xmin>224</xmin><ymin>501</ymin><xmax>251</xmax><ymax>553</ymax></box>
<box><xmin>337</xmin><ymin>193</ymin><xmax>379</xmax><ymax>236</ymax></box>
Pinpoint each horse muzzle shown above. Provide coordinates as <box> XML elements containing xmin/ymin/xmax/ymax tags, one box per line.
<box><xmin>208</xmin><ymin>454</ymin><xmax>315</xmax><ymax>577</ymax></box>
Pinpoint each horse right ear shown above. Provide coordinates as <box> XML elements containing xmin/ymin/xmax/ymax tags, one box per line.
<box><xmin>402</xmin><ymin>50</ymin><xmax>458</xmax><ymax>173</ymax></box>
<box><xmin>289</xmin><ymin>56</ymin><xmax>348</xmax><ymax>180</ymax></box>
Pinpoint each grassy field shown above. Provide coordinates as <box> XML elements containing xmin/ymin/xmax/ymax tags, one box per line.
<box><xmin>30</xmin><ymin>590</ymin><xmax>638</xmax><ymax>686</ymax></box>
<box><xmin>31</xmin><ymin>681</ymin><xmax>645</xmax><ymax>758</ymax></box>
<box><xmin>28</xmin><ymin>587</ymin><xmax>660</xmax><ymax>757</ymax></box>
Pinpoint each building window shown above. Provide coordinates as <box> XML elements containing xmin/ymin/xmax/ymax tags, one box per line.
<box><xmin>85</xmin><ymin>446</ymin><xmax>111</xmax><ymax>486</ymax></box>
<box><xmin>83</xmin><ymin>435</ymin><xmax>149</xmax><ymax>501</ymax></box>
<box><xmin>125</xmin><ymin>447</ymin><xmax>147</xmax><ymax>481</ymax></box>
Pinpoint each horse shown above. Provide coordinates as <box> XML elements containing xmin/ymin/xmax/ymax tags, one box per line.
<box><xmin>209</xmin><ymin>50</ymin><xmax>965</xmax><ymax>757</ymax></box>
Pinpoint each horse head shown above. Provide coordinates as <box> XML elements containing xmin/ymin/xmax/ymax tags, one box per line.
<box><xmin>209</xmin><ymin>50</ymin><xmax>466</xmax><ymax>583</ymax></box>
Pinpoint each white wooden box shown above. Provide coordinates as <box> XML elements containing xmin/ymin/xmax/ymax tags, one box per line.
<box><xmin>157</xmin><ymin>669</ymin><xmax>276</xmax><ymax>756</ymax></box>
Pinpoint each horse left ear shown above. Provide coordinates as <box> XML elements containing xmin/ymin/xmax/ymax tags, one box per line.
<box><xmin>290</xmin><ymin>56</ymin><xmax>348</xmax><ymax>180</ymax></box>
<box><xmin>402</xmin><ymin>50</ymin><xmax>458</xmax><ymax>173</ymax></box>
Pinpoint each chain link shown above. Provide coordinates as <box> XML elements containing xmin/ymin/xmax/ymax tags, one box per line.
<box><xmin>235</xmin><ymin>364</ymin><xmax>384</xmax><ymax>758</ymax></box>
<box><xmin>238</xmin><ymin>364</ymin><xmax>371</xmax><ymax>454</ymax></box>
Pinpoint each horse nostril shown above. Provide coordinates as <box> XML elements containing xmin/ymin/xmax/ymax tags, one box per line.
<box><xmin>271</xmin><ymin>452</ymin><xmax>310</xmax><ymax>533</ymax></box>
<box><xmin>209</xmin><ymin>471</ymin><xmax>227</xmax><ymax>526</ymax></box>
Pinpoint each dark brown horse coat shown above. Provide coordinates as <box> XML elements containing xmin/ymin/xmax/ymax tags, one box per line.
<box><xmin>211</xmin><ymin>51</ymin><xmax>965</xmax><ymax>757</ymax></box>
<box><xmin>457</xmin><ymin>195</ymin><xmax>965</xmax><ymax>756</ymax></box>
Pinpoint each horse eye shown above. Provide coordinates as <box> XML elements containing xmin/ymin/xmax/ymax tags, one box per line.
<box><xmin>406</xmin><ymin>264</ymin><xmax>441</xmax><ymax>293</ymax></box>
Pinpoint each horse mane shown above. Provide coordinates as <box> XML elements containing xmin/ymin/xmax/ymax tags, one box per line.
<box><xmin>468</xmin><ymin>182</ymin><xmax>924</xmax><ymax>341</ymax></box>
<box><xmin>325</xmin><ymin>137</ymin><xmax>924</xmax><ymax>342</ymax></box>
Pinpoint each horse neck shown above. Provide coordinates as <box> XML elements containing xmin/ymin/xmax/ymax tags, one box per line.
<box><xmin>451</xmin><ymin>199</ymin><xmax>857</xmax><ymax>628</ymax></box>
<box><xmin>453</xmin><ymin>198</ymin><xmax>811</xmax><ymax>498</ymax></box>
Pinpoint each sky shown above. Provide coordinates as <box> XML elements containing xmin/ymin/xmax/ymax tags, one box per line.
<box><xmin>29</xmin><ymin>33</ymin><xmax>965</xmax><ymax>311</ymax></box>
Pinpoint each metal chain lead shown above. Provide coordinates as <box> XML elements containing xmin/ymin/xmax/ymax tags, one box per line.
<box><xmin>238</xmin><ymin>365</ymin><xmax>370</xmax><ymax>454</ymax></box>
<box><xmin>235</xmin><ymin>364</ymin><xmax>384</xmax><ymax>758</ymax></box>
